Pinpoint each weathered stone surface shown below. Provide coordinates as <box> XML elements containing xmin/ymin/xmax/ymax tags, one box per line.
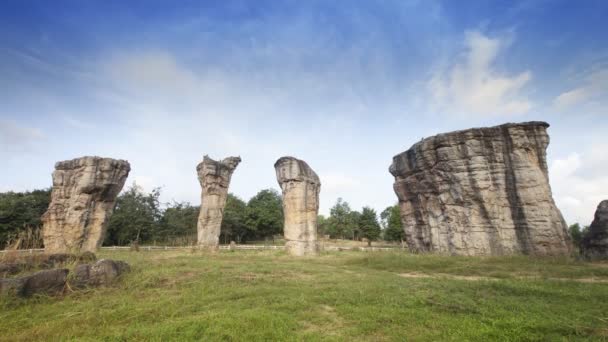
<box><xmin>42</xmin><ymin>156</ymin><xmax>130</xmax><ymax>253</ymax></box>
<box><xmin>581</xmin><ymin>200</ymin><xmax>608</xmax><ymax>260</ymax></box>
<box><xmin>389</xmin><ymin>121</ymin><xmax>572</xmax><ymax>256</ymax></box>
<box><xmin>197</xmin><ymin>156</ymin><xmax>241</xmax><ymax>249</ymax></box>
<box><xmin>0</xmin><ymin>263</ymin><xmax>25</xmax><ymax>277</ymax></box>
<box><xmin>0</xmin><ymin>278</ymin><xmax>24</xmax><ymax>296</ymax></box>
<box><xmin>274</xmin><ymin>157</ymin><xmax>320</xmax><ymax>256</ymax></box>
<box><xmin>1</xmin><ymin>258</ymin><xmax>127</xmax><ymax>297</ymax></box>
<box><xmin>72</xmin><ymin>259</ymin><xmax>130</xmax><ymax>288</ymax></box>
<box><xmin>20</xmin><ymin>268</ymin><xmax>69</xmax><ymax>296</ymax></box>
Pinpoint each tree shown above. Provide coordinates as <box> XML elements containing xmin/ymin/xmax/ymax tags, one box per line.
<box><xmin>104</xmin><ymin>183</ymin><xmax>162</xmax><ymax>246</ymax></box>
<box><xmin>317</xmin><ymin>215</ymin><xmax>328</xmax><ymax>236</ymax></box>
<box><xmin>358</xmin><ymin>207</ymin><xmax>381</xmax><ymax>246</ymax></box>
<box><xmin>568</xmin><ymin>223</ymin><xmax>590</xmax><ymax>250</ymax></box>
<box><xmin>158</xmin><ymin>201</ymin><xmax>199</xmax><ymax>244</ymax></box>
<box><xmin>0</xmin><ymin>189</ymin><xmax>51</xmax><ymax>248</ymax></box>
<box><xmin>221</xmin><ymin>193</ymin><xmax>249</xmax><ymax>243</ymax></box>
<box><xmin>349</xmin><ymin>210</ymin><xmax>362</xmax><ymax>240</ymax></box>
<box><xmin>325</xmin><ymin>198</ymin><xmax>357</xmax><ymax>239</ymax></box>
<box><xmin>381</xmin><ymin>204</ymin><xmax>404</xmax><ymax>242</ymax></box>
<box><xmin>245</xmin><ymin>189</ymin><xmax>283</xmax><ymax>241</ymax></box>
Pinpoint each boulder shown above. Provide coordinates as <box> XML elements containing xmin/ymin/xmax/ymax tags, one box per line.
<box><xmin>72</xmin><ymin>259</ymin><xmax>130</xmax><ymax>288</ymax></box>
<box><xmin>581</xmin><ymin>200</ymin><xmax>608</xmax><ymax>260</ymax></box>
<box><xmin>0</xmin><ymin>278</ymin><xmax>24</xmax><ymax>296</ymax></box>
<box><xmin>274</xmin><ymin>157</ymin><xmax>321</xmax><ymax>256</ymax></box>
<box><xmin>20</xmin><ymin>269</ymin><xmax>69</xmax><ymax>297</ymax></box>
<box><xmin>42</xmin><ymin>156</ymin><xmax>130</xmax><ymax>253</ymax></box>
<box><xmin>389</xmin><ymin>121</ymin><xmax>572</xmax><ymax>256</ymax></box>
<box><xmin>0</xmin><ymin>263</ymin><xmax>26</xmax><ymax>277</ymax></box>
<box><xmin>196</xmin><ymin>156</ymin><xmax>241</xmax><ymax>250</ymax></box>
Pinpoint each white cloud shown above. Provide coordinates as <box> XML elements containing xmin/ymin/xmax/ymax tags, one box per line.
<box><xmin>0</xmin><ymin>120</ymin><xmax>45</xmax><ymax>153</ymax></box>
<box><xmin>132</xmin><ymin>175</ymin><xmax>155</xmax><ymax>192</ymax></box>
<box><xmin>553</xmin><ymin>68</ymin><xmax>608</xmax><ymax>110</ymax></box>
<box><xmin>320</xmin><ymin>173</ymin><xmax>361</xmax><ymax>191</ymax></box>
<box><xmin>550</xmin><ymin>150</ymin><xmax>608</xmax><ymax>225</ymax></box>
<box><xmin>429</xmin><ymin>31</ymin><xmax>533</xmax><ymax>117</ymax></box>
<box><xmin>549</xmin><ymin>153</ymin><xmax>581</xmax><ymax>180</ymax></box>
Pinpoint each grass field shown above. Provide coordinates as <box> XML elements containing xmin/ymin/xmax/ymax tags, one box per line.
<box><xmin>2</xmin><ymin>250</ymin><xmax>608</xmax><ymax>341</ymax></box>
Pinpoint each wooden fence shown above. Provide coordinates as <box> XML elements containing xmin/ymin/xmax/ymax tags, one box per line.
<box><xmin>1</xmin><ymin>245</ymin><xmax>403</xmax><ymax>254</ymax></box>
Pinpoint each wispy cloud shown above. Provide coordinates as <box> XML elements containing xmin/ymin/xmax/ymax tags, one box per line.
<box><xmin>429</xmin><ymin>31</ymin><xmax>533</xmax><ymax>117</ymax></box>
<box><xmin>553</xmin><ymin>67</ymin><xmax>608</xmax><ymax>110</ymax></box>
<box><xmin>0</xmin><ymin>120</ymin><xmax>45</xmax><ymax>154</ymax></box>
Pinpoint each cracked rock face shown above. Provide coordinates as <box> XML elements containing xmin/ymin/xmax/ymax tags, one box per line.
<box><xmin>275</xmin><ymin>157</ymin><xmax>320</xmax><ymax>256</ymax></box>
<box><xmin>581</xmin><ymin>200</ymin><xmax>608</xmax><ymax>260</ymax></box>
<box><xmin>389</xmin><ymin>121</ymin><xmax>572</xmax><ymax>256</ymax></box>
<box><xmin>197</xmin><ymin>156</ymin><xmax>241</xmax><ymax>249</ymax></box>
<box><xmin>42</xmin><ymin>157</ymin><xmax>130</xmax><ymax>253</ymax></box>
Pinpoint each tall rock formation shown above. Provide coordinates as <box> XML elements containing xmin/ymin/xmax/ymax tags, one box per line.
<box><xmin>197</xmin><ymin>156</ymin><xmax>241</xmax><ymax>250</ymax></box>
<box><xmin>389</xmin><ymin>121</ymin><xmax>572</xmax><ymax>256</ymax></box>
<box><xmin>581</xmin><ymin>200</ymin><xmax>608</xmax><ymax>260</ymax></box>
<box><xmin>42</xmin><ymin>156</ymin><xmax>130</xmax><ymax>253</ymax></box>
<box><xmin>274</xmin><ymin>157</ymin><xmax>320</xmax><ymax>256</ymax></box>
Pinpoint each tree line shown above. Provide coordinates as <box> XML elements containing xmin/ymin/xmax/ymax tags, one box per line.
<box><xmin>1</xmin><ymin>185</ymin><xmax>595</xmax><ymax>250</ymax></box>
<box><xmin>0</xmin><ymin>184</ymin><xmax>403</xmax><ymax>248</ymax></box>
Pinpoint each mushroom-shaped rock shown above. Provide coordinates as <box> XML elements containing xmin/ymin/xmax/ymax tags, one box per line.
<box><xmin>389</xmin><ymin>121</ymin><xmax>572</xmax><ymax>256</ymax></box>
<box><xmin>581</xmin><ymin>200</ymin><xmax>608</xmax><ymax>260</ymax></box>
<box><xmin>274</xmin><ymin>157</ymin><xmax>320</xmax><ymax>256</ymax></box>
<box><xmin>42</xmin><ymin>156</ymin><xmax>130</xmax><ymax>254</ymax></box>
<box><xmin>197</xmin><ymin>156</ymin><xmax>241</xmax><ymax>250</ymax></box>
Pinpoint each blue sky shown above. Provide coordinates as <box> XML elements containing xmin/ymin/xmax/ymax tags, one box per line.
<box><xmin>1</xmin><ymin>0</ymin><xmax>607</xmax><ymax>225</ymax></box>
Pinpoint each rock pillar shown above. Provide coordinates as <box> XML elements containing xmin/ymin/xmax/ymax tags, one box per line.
<box><xmin>197</xmin><ymin>156</ymin><xmax>241</xmax><ymax>250</ymax></box>
<box><xmin>581</xmin><ymin>200</ymin><xmax>608</xmax><ymax>260</ymax></box>
<box><xmin>42</xmin><ymin>156</ymin><xmax>130</xmax><ymax>253</ymax></box>
<box><xmin>274</xmin><ymin>157</ymin><xmax>320</xmax><ymax>256</ymax></box>
<box><xmin>389</xmin><ymin>121</ymin><xmax>572</xmax><ymax>256</ymax></box>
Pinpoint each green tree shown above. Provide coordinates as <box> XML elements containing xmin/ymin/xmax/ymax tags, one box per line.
<box><xmin>349</xmin><ymin>210</ymin><xmax>362</xmax><ymax>240</ymax></box>
<box><xmin>104</xmin><ymin>183</ymin><xmax>162</xmax><ymax>246</ymax></box>
<box><xmin>0</xmin><ymin>189</ymin><xmax>51</xmax><ymax>248</ymax></box>
<box><xmin>568</xmin><ymin>223</ymin><xmax>590</xmax><ymax>250</ymax></box>
<box><xmin>381</xmin><ymin>204</ymin><xmax>404</xmax><ymax>242</ymax></box>
<box><xmin>358</xmin><ymin>207</ymin><xmax>381</xmax><ymax>246</ymax></box>
<box><xmin>221</xmin><ymin>193</ymin><xmax>250</xmax><ymax>243</ymax></box>
<box><xmin>317</xmin><ymin>214</ymin><xmax>328</xmax><ymax>236</ymax></box>
<box><xmin>158</xmin><ymin>201</ymin><xmax>199</xmax><ymax>244</ymax></box>
<box><xmin>325</xmin><ymin>198</ymin><xmax>358</xmax><ymax>240</ymax></box>
<box><xmin>245</xmin><ymin>189</ymin><xmax>283</xmax><ymax>241</ymax></box>
<box><xmin>569</xmin><ymin>223</ymin><xmax>583</xmax><ymax>248</ymax></box>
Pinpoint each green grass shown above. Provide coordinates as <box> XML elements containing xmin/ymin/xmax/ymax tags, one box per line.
<box><xmin>2</xmin><ymin>250</ymin><xmax>608</xmax><ymax>341</ymax></box>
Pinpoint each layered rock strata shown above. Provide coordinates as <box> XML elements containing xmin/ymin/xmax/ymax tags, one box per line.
<box><xmin>274</xmin><ymin>157</ymin><xmax>320</xmax><ymax>256</ymax></box>
<box><xmin>196</xmin><ymin>156</ymin><xmax>241</xmax><ymax>249</ymax></box>
<box><xmin>389</xmin><ymin>121</ymin><xmax>572</xmax><ymax>256</ymax></box>
<box><xmin>42</xmin><ymin>157</ymin><xmax>130</xmax><ymax>253</ymax></box>
<box><xmin>581</xmin><ymin>200</ymin><xmax>608</xmax><ymax>260</ymax></box>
